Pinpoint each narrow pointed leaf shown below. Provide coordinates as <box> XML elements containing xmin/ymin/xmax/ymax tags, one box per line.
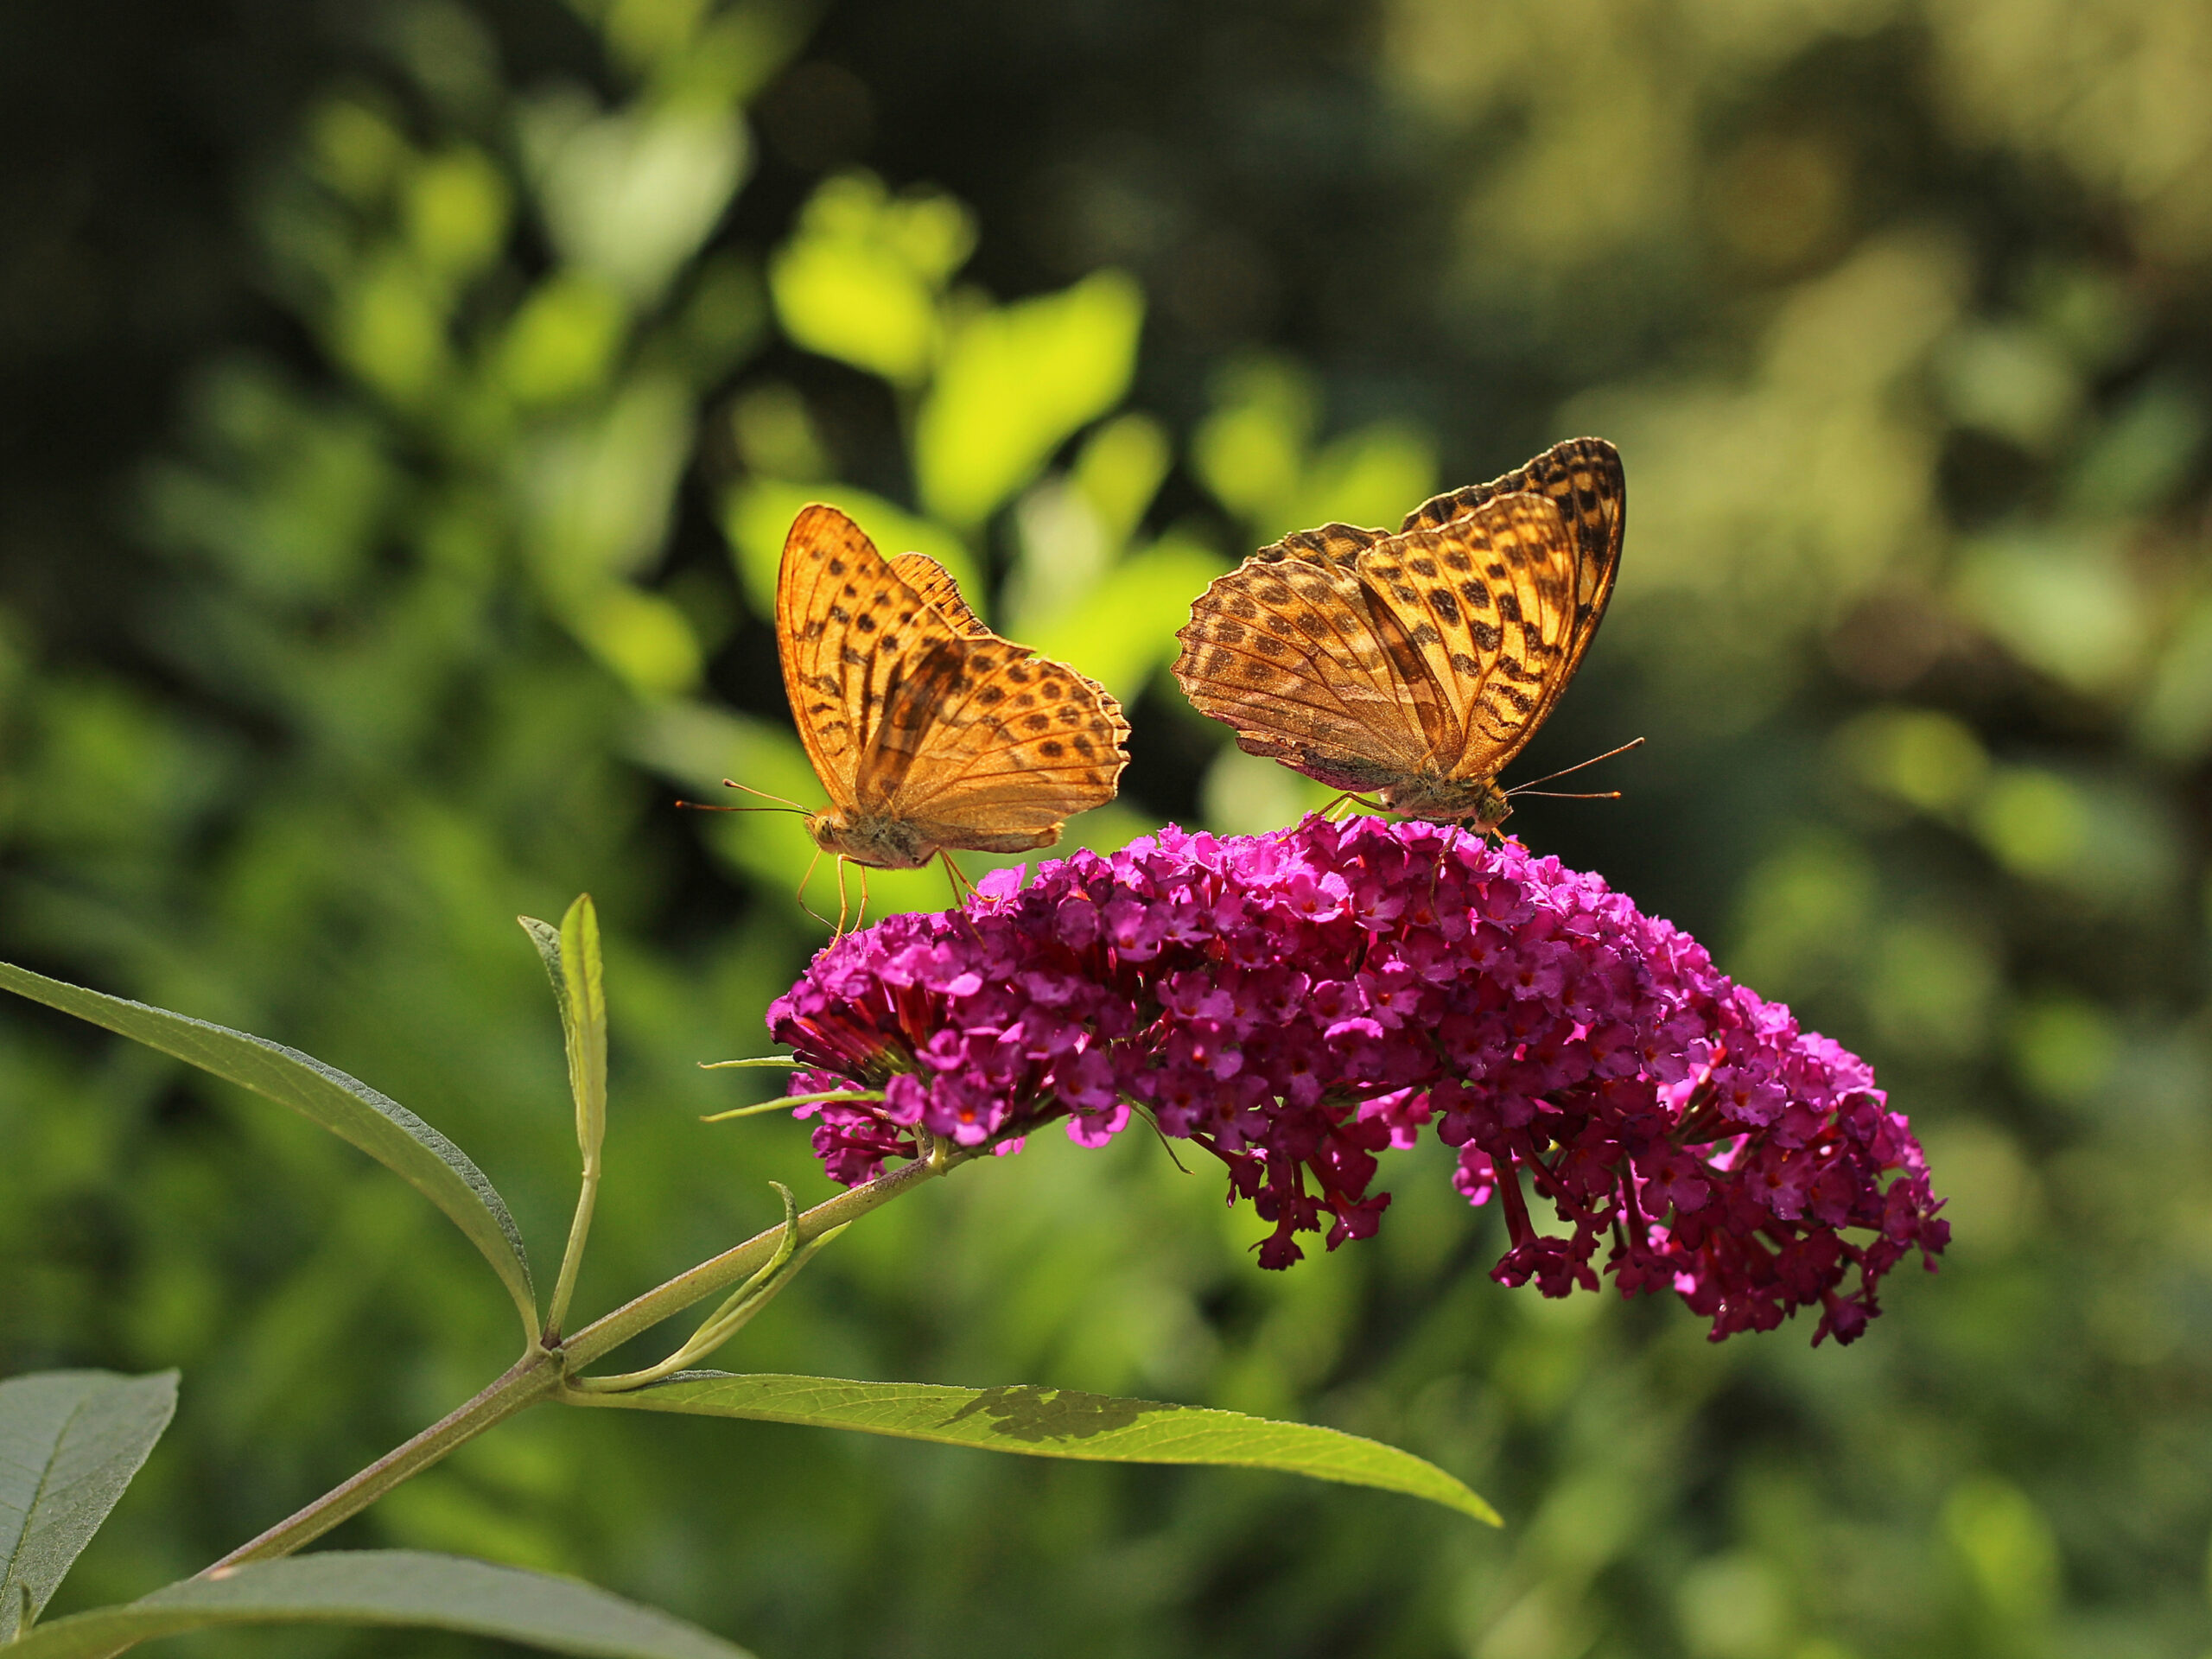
<box><xmin>0</xmin><ymin>962</ymin><xmax>536</xmax><ymax>1337</ymax></box>
<box><xmin>6</xmin><ymin>1552</ymin><xmax>752</xmax><ymax>1659</ymax></box>
<box><xmin>558</xmin><ymin>895</ymin><xmax>609</xmax><ymax>1162</ymax></box>
<box><xmin>0</xmin><ymin>1371</ymin><xmax>178</xmax><ymax>1641</ymax></box>
<box><xmin>570</xmin><ymin>1372</ymin><xmax>1497</xmax><ymax>1523</ymax></box>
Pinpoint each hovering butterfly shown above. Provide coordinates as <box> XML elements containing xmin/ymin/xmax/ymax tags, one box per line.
<box><xmin>775</xmin><ymin>503</ymin><xmax>1131</xmax><ymax>875</ymax></box>
<box><xmin>1173</xmin><ymin>436</ymin><xmax>1626</xmax><ymax>834</ymax></box>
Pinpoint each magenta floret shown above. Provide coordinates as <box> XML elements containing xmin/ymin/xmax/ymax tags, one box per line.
<box><xmin>764</xmin><ymin>817</ymin><xmax>1948</xmax><ymax>1344</ymax></box>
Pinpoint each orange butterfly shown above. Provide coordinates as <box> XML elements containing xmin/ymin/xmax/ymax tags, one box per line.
<box><xmin>777</xmin><ymin>504</ymin><xmax>1131</xmax><ymax>874</ymax></box>
<box><xmin>1173</xmin><ymin>437</ymin><xmax>1625</xmax><ymax>834</ymax></box>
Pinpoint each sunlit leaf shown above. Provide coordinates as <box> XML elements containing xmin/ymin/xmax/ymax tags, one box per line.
<box><xmin>7</xmin><ymin>1552</ymin><xmax>751</xmax><ymax>1659</ymax></box>
<box><xmin>570</xmin><ymin>1372</ymin><xmax>1497</xmax><ymax>1523</ymax></box>
<box><xmin>1023</xmin><ymin>536</ymin><xmax>1230</xmax><ymax>706</ymax></box>
<box><xmin>0</xmin><ymin>962</ymin><xmax>537</xmax><ymax>1338</ymax></box>
<box><xmin>768</xmin><ymin>172</ymin><xmax>974</xmax><ymax>385</ymax></box>
<box><xmin>530</xmin><ymin>99</ymin><xmax>751</xmax><ymax>305</ymax></box>
<box><xmin>915</xmin><ymin>270</ymin><xmax>1144</xmax><ymax>529</ymax></box>
<box><xmin>0</xmin><ymin>1370</ymin><xmax>178</xmax><ymax>1642</ymax></box>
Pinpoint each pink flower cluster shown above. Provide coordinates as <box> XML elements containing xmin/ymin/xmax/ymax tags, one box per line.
<box><xmin>765</xmin><ymin>817</ymin><xmax>1947</xmax><ymax>1344</ymax></box>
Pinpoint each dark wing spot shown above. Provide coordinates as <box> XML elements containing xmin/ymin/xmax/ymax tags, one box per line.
<box><xmin>828</xmin><ymin>604</ymin><xmax>850</xmax><ymax>623</ymax></box>
<box><xmin>1259</xmin><ymin>582</ymin><xmax>1293</xmax><ymax>603</ymax></box>
<box><xmin>855</xmin><ymin>613</ymin><xmax>877</xmax><ymax>632</ymax></box>
<box><xmin>1449</xmin><ymin>651</ymin><xmax>1479</xmax><ymax>674</ymax></box>
<box><xmin>1214</xmin><ymin>620</ymin><xmax>1248</xmax><ymax>645</ymax></box>
<box><xmin>1496</xmin><ymin>593</ymin><xmax>1523</xmax><ymax>623</ymax></box>
<box><xmin>827</xmin><ymin>557</ymin><xmax>846</xmax><ymax>575</ymax></box>
<box><xmin>1458</xmin><ymin>580</ymin><xmax>1490</xmax><ymax>607</ymax></box>
<box><xmin>1486</xmin><ymin>563</ymin><xmax>1508</xmax><ymax>578</ymax></box>
<box><xmin>1408</xmin><ymin>556</ymin><xmax>1439</xmax><ymax>577</ymax></box>
<box><xmin>1227</xmin><ymin>594</ymin><xmax>1260</xmax><ymax>620</ymax></box>
<box><xmin>1409</xmin><ymin>621</ymin><xmax>1441</xmax><ymax>645</ymax></box>
<box><xmin>1024</xmin><ymin>713</ymin><xmax>1051</xmax><ymax>733</ymax></box>
<box><xmin>801</xmin><ymin>619</ymin><xmax>826</xmax><ymax>641</ymax></box>
<box><xmin>1255</xmin><ymin>633</ymin><xmax>1287</xmax><ymax>656</ymax></box>
<box><xmin>969</xmin><ymin>654</ymin><xmax>997</xmax><ymax>673</ymax></box>
<box><xmin>1040</xmin><ymin>740</ymin><xmax>1065</xmax><ymax>758</ymax></box>
<box><xmin>839</xmin><ymin>645</ymin><xmax>864</xmax><ymax>666</ymax></box>
<box><xmin>1471</xmin><ymin>621</ymin><xmax>1502</xmax><ymax>651</ymax></box>
<box><xmin>978</xmin><ymin>684</ymin><xmax>1005</xmax><ymax>705</ymax></box>
<box><xmin>1389</xmin><ymin>582</ymin><xmax>1419</xmax><ymax>602</ymax></box>
<box><xmin>1073</xmin><ymin>735</ymin><xmax>1095</xmax><ymax>756</ymax></box>
<box><xmin>842</xmin><ymin>582</ymin><xmax>859</xmax><ymax>598</ymax></box>
<box><xmin>1429</xmin><ymin>588</ymin><xmax>1461</xmax><ymax>625</ymax></box>
<box><xmin>1442</xmin><ymin>550</ymin><xmax>1471</xmax><ymax>572</ymax></box>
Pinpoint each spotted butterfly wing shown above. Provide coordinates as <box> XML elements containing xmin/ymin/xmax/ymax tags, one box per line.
<box><xmin>1172</xmin><ymin>437</ymin><xmax>1624</xmax><ymax>830</ymax></box>
<box><xmin>890</xmin><ymin>551</ymin><xmax>992</xmax><ymax>638</ymax></box>
<box><xmin>777</xmin><ymin>505</ymin><xmax>1131</xmax><ymax>868</ymax></box>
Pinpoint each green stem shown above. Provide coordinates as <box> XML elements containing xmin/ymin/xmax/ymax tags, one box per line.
<box><xmin>558</xmin><ymin>1149</ymin><xmax>945</xmax><ymax>1372</ymax></box>
<box><xmin>203</xmin><ymin>1349</ymin><xmax>565</xmax><ymax>1573</ymax></box>
<box><xmin>543</xmin><ymin>1150</ymin><xmax>601</xmax><ymax>1343</ymax></box>
<box><xmin>189</xmin><ymin>1152</ymin><xmax>951</xmax><ymax>1586</ymax></box>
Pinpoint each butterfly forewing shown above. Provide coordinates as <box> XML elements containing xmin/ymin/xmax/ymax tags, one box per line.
<box><xmin>1401</xmin><ymin>435</ymin><xmax>1624</xmax><ymax>687</ymax></box>
<box><xmin>777</xmin><ymin>505</ymin><xmax>1130</xmax><ymax>864</ymax></box>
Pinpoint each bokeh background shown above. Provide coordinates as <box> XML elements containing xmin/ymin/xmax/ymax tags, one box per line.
<box><xmin>3</xmin><ymin>0</ymin><xmax>2209</xmax><ymax>1654</ymax></box>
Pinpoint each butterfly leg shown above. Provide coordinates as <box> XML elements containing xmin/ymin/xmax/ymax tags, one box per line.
<box><xmin>794</xmin><ymin>845</ymin><xmax>838</xmax><ymax>931</ymax></box>
<box><xmin>1319</xmin><ymin>791</ymin><xmax>1387</xmax><ymax>823</ymax></box>
<box><xmin>938</xmin><ymin>849</ymin><xmax>977</xmax><ymax>905</ymax></box>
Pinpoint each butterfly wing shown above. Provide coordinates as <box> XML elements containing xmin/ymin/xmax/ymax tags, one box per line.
<box><xmin>879</xmin><ymin>645</ymin><xmax>1131</xmax><ymax>850</ymax></box>
<box><xmin>1399</xmin><ymin>435</ymin><xmax>1624</xmax><ymax>699</ymax></box>
<box><xmin>1175</xmin><ymin>441</ymin><xmax>1617</xmax><ymax>797</ymax></box>
<box><xmin>1361</xmin><ymin>491</ymin><xmax>1586</xmax><ymax>780</ymax></box>
<box><xmin>890</xmin><ymin>551</ymin><xmax>992</xmax><ymax>637</ymax></box>
<box><xmin>778</xmin><ymin>504</ymin><xmax>964</xmax><ymax>817</ymax></box>
<box><xmin>1173</xmin><ymin>521</ymin><xmax>1445</xmax><ymax>791</ymax></box>
<box><xmin>779</xmin><ymin>504</ymin><xmax>1129</xmax><ymax>854</ymax></box>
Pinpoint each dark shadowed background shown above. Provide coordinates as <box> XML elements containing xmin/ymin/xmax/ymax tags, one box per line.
<box><xmin>3</xmin><ymin>1</ymin><xmax>2210</xmax><ymax>1655</ymax></box>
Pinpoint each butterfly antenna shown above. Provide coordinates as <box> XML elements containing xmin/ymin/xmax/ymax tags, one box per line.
<box><xmin>722</xmin><ymin>778</ymin><xmax>811</xmax><ymax>811</ymax></box>
<box><xmin>1506</xmin><ymin>737</ymin><xmax>1644</xmax><ymax>796</ymax></box>
<box><xmin>1510</xmin><ymin>789</ymin><xmax>1624</xmax><ymax>800</ymax></box>
<box><xmin>676</xmin><ymin>800</ymin><xmax>808</xmax><ymax>816</ymax></box>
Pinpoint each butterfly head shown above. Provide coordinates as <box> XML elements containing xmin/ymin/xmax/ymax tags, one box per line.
<box><xmin>805</xmin><ymin>809</ymin><xmax>940</xmax><ymax>871</ymax></box>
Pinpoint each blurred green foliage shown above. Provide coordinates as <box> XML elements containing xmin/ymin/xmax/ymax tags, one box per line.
<box><xmin>2</xmin><ymin>0</ymin><xmax>2210</xmax><ymax>1656</ymax></box>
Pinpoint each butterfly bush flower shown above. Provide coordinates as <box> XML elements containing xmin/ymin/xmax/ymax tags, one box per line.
<box><xmin>766</xmin><ymin>816</ymin><xmax>1947</xmax><ymax>1344</ymax></box>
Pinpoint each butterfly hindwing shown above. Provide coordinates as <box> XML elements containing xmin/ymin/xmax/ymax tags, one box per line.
<box><xmin>890</xmin><ymin>551</ymin><xmax>993</xmax><ymax>638</ymax></box>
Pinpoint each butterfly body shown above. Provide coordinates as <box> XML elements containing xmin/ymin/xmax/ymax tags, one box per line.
<box><xmin>1174</xmin><ymin>437</ymin><xmax>1624</xmax><ymax>830</ymax></box>
<box><xmin>778</xmin><ymin>505</ymin><xmax>1130</xmax><ymax>870</ymax></box>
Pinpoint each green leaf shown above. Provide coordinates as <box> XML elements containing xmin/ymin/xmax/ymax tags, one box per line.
<box><xmin>571</xmin><ymin>1373</ymin><xmax>1498</xmax><ymax>1524</ymax></box>
<box><xmin>7</xmin><ymin>1552</ymin><xmax>752</xmax><ymax>1659</ymax></box>
<box><xmin>721</xmin><ymin>480</ymin><xmax>981</xmax><ymax>626</ymax></box>
<box><xmin>558</xmin><ymin>895</ymin><xmax>609</xmax><ymax>1164</ymax></box>
<box><xmin>0</xmin><ymin>1371</ymin><xmax>179</xmax><ymax>1641</ymax></box>
<box><xmin>1021</xmin><ymin>534</ymin><xmax>1230</xmax><ymax>705</ymax></box>
<box><xmin>0</xmin><ymin>961</ymin><xmax>537</xmax><ymax>1338</ymax></box>
<box><xmin>916</xmin><ymin>270</ymin><xmax>1145</xmax><ymax>529</ymax></box>
<box><xmin>767</xmin><ymin>171</ymin><xmax>974</xmax><ymax>385</ymax></box>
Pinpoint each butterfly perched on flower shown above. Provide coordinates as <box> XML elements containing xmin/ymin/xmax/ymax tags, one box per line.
<box><xmin>1173</xmin><ymin>436</ymin><xmax>1625</xmax><ymax>833</ymax></box>
<box><xmin>777</xmin><ymin>503</ymin><xmax>1131</xmax><ymax>870</ymax></box>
